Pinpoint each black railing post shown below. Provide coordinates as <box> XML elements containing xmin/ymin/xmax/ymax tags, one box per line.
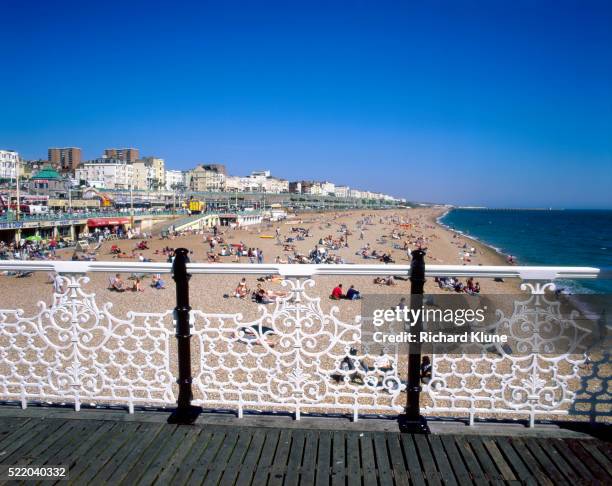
<box><xmin>168</xmin><ymin>247</ymin><xmax>202</xmax><ymax>424</ymax></box>
<box><xmin>398</xmin><ymin>248</ymin><xmax>430</xmax><ymax>433</ymax></box>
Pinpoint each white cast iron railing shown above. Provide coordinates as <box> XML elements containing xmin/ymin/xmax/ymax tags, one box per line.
<box><xmin>0</xmin><ymin>260</ymin><xmax>606</xmax><ymax>426</ymax></box>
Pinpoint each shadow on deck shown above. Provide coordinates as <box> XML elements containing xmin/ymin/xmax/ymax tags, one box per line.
<box><xmin>0</xmin><ymin>407</ymin><xmax>610</xmax><ymax>485</ymax></box>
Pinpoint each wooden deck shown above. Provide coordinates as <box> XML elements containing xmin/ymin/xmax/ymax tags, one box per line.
<box><xmin>0</xmin><ymin>410</ymin><xmax>610</xmax><ymax>485</ymax></box>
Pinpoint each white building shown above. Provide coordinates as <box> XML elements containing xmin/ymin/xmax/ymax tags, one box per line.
<box><xmin>349</xmin><ymin>189</ymin><xmax>362</xmax><ymax>199</ymax></box>
<box><xmin>165</xmin><ymin>169</ymin><xmax>184</xmax><ymax>190</ymax></box>
<box><xmin>225</xmin><ymin>171</ymin><xmax>288</xmax><ymax>193</ymax></box>
<box><xmin>335</xmin><ymin>185</ymin><xmax>350</xmax><ymax>198</ymax></box>
<box><xmin>301</xmin><ymin>181</ymin><xmax>323</xmax><ymax>195</ymax></box>
<box><xmin>187</xmin><ymin>164</ymin><xmax>226</xmax><ymax>192</ymax></box>
<box><xmin>139</xmin><ymin>157</ymin><xmax>165</xmax><ymax>188</ymax></box>
<box><xmin>0</xmin><ymin>150</ymin><xmax>19</xmax><ymax>180</ymax></box>
<box><xmin>321</xmin><ymin>181</ymin><xmax>335</xmax><ymax>195</ymax></box>
<box><xmin>75</xmin><ymin>158</ymin><xmax>133</xmax><ymax>189</ymax></box>
<box><xmin>131</xmin><ymin>160</ymin><xmax>155</xmax><ymax>190</ymax></box>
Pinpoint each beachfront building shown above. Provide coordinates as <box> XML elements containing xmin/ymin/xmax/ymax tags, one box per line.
<box><xmin>288</xmin><ymin>181</ymin><xmax>302</xmax><ymax>194</ymax></box>
<box><xmin>239</xmin><ymin>171</ymin><xmax>289</xmax><ymax>193</ymax></box>
<box><xmin>321</xmin><ymin>181</ymin><xmax>335</xmax><ymax>195</ymax></box>
<box><xmin>263</xmin><ymin>177</ymin><xmax>289</xmax><ymax>193</ymax></box>
<box><xmin>335</xmin><ymin>185</ymin><xmax>350</xmax><ymax>198</ymax></box>
<box><xmin>300</xmin><ymin>181</ymin><xmax>323</xmax><ymax>195</ymax></box>
<box><xmin>224</xmin><ymin>175</ymin><xmax>247</xmax><ymax>192</ymax></box>
<box><xmin>140</xmin><ymin>157</ymin><xmax>165</xmax><ymax>188</ymax></box>
<box><xmin>104</xmin><ymin>148</ymin><xmax>140</xmax><ymax>162</ymax></box>
<box><xmin>48</xmin><ymin>147</ymin><xmax>82</xmax><ymax>173</ymax></box>
<box><xmin>26</xmin><ymin>165</ymin><xmax>72</xmax><ymax>199</ymax></box>
<box><xmin>0</xmin><ymin>150</ymin><xmax>19</xmax><ymax>181</ymax></box>
<box><xmin>165</xmin><ymin>169</ymin><xmax>184</xmax><ymax>190</ymax></box>
<box><xmin>187</xmin><ymin>164</ymin><xmax>226</xmax><ymax>192</ymax></box>
<box><xmin>349</xmin><ymin>188</ymin><xmax>362</xmax><ymax>199</ymax></box>
<box><xmin>131</xmin><ymin>159</ymin><xmax>156</xmax><ymax>191</ymax></box>
<box><xmin>75</xmin><ymin>158</ymin><xmax>134</xmax><ymax>189</ymax></box>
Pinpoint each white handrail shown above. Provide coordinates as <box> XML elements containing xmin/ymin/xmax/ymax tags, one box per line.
<box><xmin>0</xmin><ymin>260</ymin><xmax>601</xmax><ymax>280</ymax></box>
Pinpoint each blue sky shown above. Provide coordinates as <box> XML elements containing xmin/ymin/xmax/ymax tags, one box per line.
<box><xmin>1</xmin><ymin>0</ymin><xmax>611</xmax><ymax>208</ymax></box>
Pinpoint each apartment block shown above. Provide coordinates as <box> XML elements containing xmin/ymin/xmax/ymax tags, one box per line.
<box><xmin>48</xmin><ymin>147</ymin><xmax>82</xmax><ymax>172</ymax></box>
<box><xmin>104</xmin><ymin>148</ymin><xmax>140</xmax><ymax>163</ymax></box>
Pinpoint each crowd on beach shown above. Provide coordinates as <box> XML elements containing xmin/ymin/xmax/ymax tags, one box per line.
<box><xmin>1</xmin><ymin>207</ymin><xmax>513</xmax><ymax>305</ymax></box>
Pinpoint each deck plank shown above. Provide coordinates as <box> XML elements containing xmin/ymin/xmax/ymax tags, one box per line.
<box><xmin>428</xmin><ymin>435</ymin><xmax>458</xmax><ymax>486</ymax></box>
<box><xmin>217</xmin><ymin>430</ymin><xmax>254</xmax><ymax>486</ymax></box>
<box><xmin>360</xmin><ymin>432</ymin><xmax>378</xmax><ymax>486</ymax></box>
<box><xmin>495</xmin><ymin>437</ymin><xmax>536</xmax><ymax>484</ymax></box>
<box><xmin>269</xmin><ymin>429</ymin><xmax>292</xmax><ymax>486</ymax></box>
<box><xmin>454</xmin><ymin>436</ymin><xmax>486</xmax><ymax>484</ymax></box>
<box><xmin>197</xmin><ymin>430</ymin><xmax>239</xmax><ymax>486</ymax></box>
<box><xmin>316</xmin><ymin>430</ymin><xmax>332</xmax><ymax>486</ymax></box>
<box><xmin>386</xmin><ymin>434</ymin><xmax>410</xmax><ymax>486</ymax></box>
<box><xmin>521</xmin><ymin>438</ymin><xmax>568</xmax><ymax>486</ymax></box>
<box><xmin>250</xmin><ymin>428</ymin><xmax>280</xmax><ymax>486</ymax></box>
<box><xmin>17</xmin><ymin>420</ymin><xmax>81</xmax><ymax>470</ymax></box>
<box><xmin>579</xmin><ymin>440</ymin><xmax>612</xmax><ymax>475</ymax></box>
<box><xmin>564</xmin><ymin>439</ymin><xmax>610</xmax><ymax>482</ymax></box>
<box><xmin>233</xmin><ymin>430</ymin><xmax>265</xmax><ymax>486</ymax></box>
<box><xmin>330</xmin><ymin>431</ymin><xmax>346</xmax><ymax>486</ymax></box>
<box><xmin>400</xmin><ymin>434</ymin><xmax>426</xmax><ymax>486</ymax></box>
<box><xmin>414</xmin><ymin>434</ymin><xmax>442</xmax><ymax>486</ymax></box>
<box><xmin>374</xmin><ymin>433</ymin><xmax>394</xmax><ymax>486</ymax></box>
<box><xmin>283</xmin><ymin>429</ymin><xmax>306</xmax><ymax>486</ymax></box>
<box><xmin>171</xmin><ymin>431</ymin><xmax>218</xmax><ymax>485</ymax></box>
<box><xmin>95</xmin><ymin>422</ymin><xmax>165</xmax><ymax>484</ymax></box>
<box><xmin>117</xmin><ymin>424</ymin><xmax>183</xmax><ymax>486</ymax></box>
<box><xmin>0</xmin><ymin>418</ymin><xmax>68</xmax><ymax>466</ymax></box>
<box><xmin>538</xmin><ymin>438</ymin><xmax>581</xmax><ymax>484</ymax></box>
<box><xmin>440</xmin><ymin>435</ymin><xmax>470</xmax><ymax>485</ymax></box>
<box><xmin>70</xmin><ymin>421</ymin><xmax>140</xmax><ymax>485</ymax></box>
<box><xmin>0</xmin><ymin>417</ymin><xmax>31</xmax><ymax>447</ymax></box>
<box><xmin>482</xmin><ymin>437</ymin><xmax>516</xmax><ymax>481</ymax></box>
<box><xmin>551</xmin><ymin>438</ymin><xmax>598</xmax><ymax>483</ymax></box>
<box><xmin>299</xmin><ymin>430</ymin><xmax>318</xmax><ymax>486</ymax></box>
<box><xmin>40</xmin><ymin>420</ymin><xmax>108</xmax><ymax>469</ymax></box>
<box><xmin>508</xmin><ymin>438</ymin><xmax>553</xmax><ymax>486</ymax></box>
<box><xmin>149</xmin><ymin>425</ymin><xmax>201</xmax><ymax>485</ymax></box>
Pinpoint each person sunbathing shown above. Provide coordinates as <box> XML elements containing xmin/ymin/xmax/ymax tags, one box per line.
<box><xmin>255</xmin><ymin>283</ymin><xmax>286</xmax><ymax>299</ymax></box>
<box><xmin>381</xmin><ymin>253</ymin><xmax>394</xmax><ymax>264</ymax></box>
<box><xmin>330</xmin><ymin>284</ymin><xmax>344</xmax><ymax>300</ymax></box>
<box><xmin>235</xmin><ymin>278</ymin><xmax>249</xmax><ymax>298</ymax></box>
<box><xmin>207</xmin><ymin>252</ymin><xmax>220</xmax><ymax>263</ymax></box>
<box><xmin>132</xmin><ymin>277</ymin><xmax>144</xmax><ymax>292</ymax></box>
<box><xmin>346</xmin><ymin>285</ymin><xmax>361</xmax><ymax>300</ymax></box>
<box><xmin>111</xmin><ymin>274</ymin><xmax>126</xmax><ymax>292</ymax></box>
<box><xmin>254</xmin><ymin>288</ymin><xmax>273</xmax><ymax>304</ymax></box>
<box><xmin>151</xmin><ymin>274</ymin><xmax>166</xmax><ymax>289</ymax></box>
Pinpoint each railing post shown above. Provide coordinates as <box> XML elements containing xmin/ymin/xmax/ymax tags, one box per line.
<box><xmin>168</xmin><ymin>247</ymin><xmax>202</xmax><ymax>424</ymax></box>
<box><xmin>398</xmin><ymin>248</ymin><xmax>430</xmax><ymax>433</ymax></box>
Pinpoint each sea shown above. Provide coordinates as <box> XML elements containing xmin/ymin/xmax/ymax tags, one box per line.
<box><xmin>439</xmin><ymin>209</ymin><xmax>612</xmax><ymax>294</ymax></box>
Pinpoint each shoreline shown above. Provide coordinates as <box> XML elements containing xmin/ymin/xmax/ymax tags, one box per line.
<box><xmin>435</xmin><ymin>207</ymin><xmax>510</xmax><ymax>265</ymax></box>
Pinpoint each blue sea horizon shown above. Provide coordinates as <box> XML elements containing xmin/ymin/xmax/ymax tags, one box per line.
<box><xmin>439</xmin><ymin>208</ymin><xmax>612</xmax><ymax>294</ymax></box>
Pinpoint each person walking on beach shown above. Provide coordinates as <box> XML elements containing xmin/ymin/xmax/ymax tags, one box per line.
<box><xmin>257</xmin><ymin>248</ymin><xmax>264</xmax><ymax>264</ymax></box>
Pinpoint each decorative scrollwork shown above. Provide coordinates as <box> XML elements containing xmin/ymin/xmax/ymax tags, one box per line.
<box><xmin>424</xmin><ymin>280</ymin><xmax>593</xmax><ymax>425</ymax></box>
<box><xmin>191</xmin><ymin>277</ymin><xmax>405</xmax><ymax>419</ymax></box>
<box><xmin>0</xmin><ymin>274</ymin><xmax>175</xmax><ymax>411</ymax></box>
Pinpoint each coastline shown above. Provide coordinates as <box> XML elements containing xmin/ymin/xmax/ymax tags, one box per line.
<box><xmin>1</xmin><ymin>207</ymin><xmax>518</xmax><ymax>317</ymax></box>
<box><xmin>434</xmin><ymin>207</ymin><xmax>510</xmax><ymax>265</ymax></box>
